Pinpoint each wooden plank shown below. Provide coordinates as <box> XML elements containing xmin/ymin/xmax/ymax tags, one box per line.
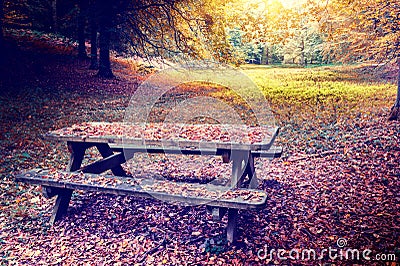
<box><xmin>231</xmin><ymin>150</ymin><xmax>249</xmax><ymax>188</ymax></box>
<box><xmin>221</xmin><ymin>151</ymin><xmax>230</xmax><ymax>163</ymax></box>
<box><xmin>254</xmin><ymin>146</ymin><xmax>283</xmax><ymax>158</ymax></box>
<box><xmin>109</xmin><ymin>144</ymin><xmax>282</xmax><ymax>158</ymax></box>
<box><xmin>43</xmin><ymin>122</ymin><xmax>279</xmax><ymax>151</ymax></box>
<box><xmin>247</xmin><ymin>153</ymin><xmax>258</xmax><ymax>189</ymax></box>
<box><xmin>67</xmin><ymin>142</ymin><xmax>86</xmax><ymax>172</ymax></box>
<box><xmin>111</xmin><ymin>145</ymin><xmax>219</xmax><ymax>156</ymax></box>
<box><xmin>45</xmin><ymin>134</ymin><xmax>277</xmax><ymax>150</ymax></box>
<box><xmin>49</xmin><ymin>188</ymin><xmax>72</xmax><ymax>225</ymax></box>
<box><xmin>15</xmin><ymin>170</ymin><xmax>268</xmax><ymax>210</ymax></box>
<box><xmin>95</xmin><ymin>144</ymin><xmax>127</xmax><ymax>176</ymax></box>
<box><xmin>212</xmin><ymin>207</ymin><xmax>227</xmax><ymax>221</ymax></box>
<box><xmin>226</xmin><ymin>209</ymin><xmax>238</xmax><ymax>243</ymax></box>
<box><xmin>48</xmin><ymin>142</ymin><xmax>87</xmax><ymax>224</ymax></box>
<box><xmin>80</xmin><ymin>152</ymin><xmax>126</xmax><ymax>174</ymax></box>
<box><xmin>42</xmin><ymin>186</ymin><xmax>65</xmax><ymax>199</ymax></box>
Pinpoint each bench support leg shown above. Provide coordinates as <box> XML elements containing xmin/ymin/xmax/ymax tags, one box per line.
<box><xmin>96</xmin><ymin>143</ymin><xmax>127</xmax><ymax>176</ymax></box>
<box><xmin>226</xmin><ymin>208</ymin><xmax>238</xmax><ymax>243</ymax></box>
<box><xmin>231</xmin><ymin>151</ymin><xmax>249</xmax><ymax>188</ymax></box>
<box><xmin>231</xmin><ymin>151</ymin><xmax>258</xmax><ymax>189</ymax></box>
<box><xmin>227</xmin><ymin>151</ymin><xmax>256</xmax><ymax>242</ymax></box>
<box><xmin>49</xmin><ymin>188</ymin><xmax>73</xmax><ymax>225</ymax></box>
<box><xmin>43</xmin><ymin>186</ymin><xmax>66</xmax><ymax>199</ymax></box>
<box><xmin>206</xmin><ymin>206</ymin><xmax>228</xmax><ymax>221</ymax></box>
<box><xmin>67</xmin><ymin>142</ymin><xmax>87</xmax><ymax>172</ymax></box>
<box><xmin>247</xmin><ymin>154</ymin><xmax>258</xmax><ymax>189</ymax></box>
<box><xmin>47</xmin><ymin>142</ymin><xmax>85</xmax><ymax>225</ymax></box>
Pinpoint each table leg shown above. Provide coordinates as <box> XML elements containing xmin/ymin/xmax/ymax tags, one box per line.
<box><xmin>231</xmin><ymin>150</ymin><xmax>249</xmax><ymax>188</ymax></box>
<box><xmin>96</xmin><ymin>143</ymin><xmax>127</xmax><ymax>176</ymax></box>
<box><xmin>49</xmin><ymin>142</ymin><xmax>86</xmax><ymax>224</ymax></box>
<box><xmin>226</xmin><ymin>208</ymin><xmax>238</xmax><ymax>243</ymax></box>
<box><xmin>226</xmin><ymin>150</ymin><xmax>250</xmax><ymax>242</ymax></box>
<box><xmin>247</xmin><ymin>153</ymin><xmax>258</xmax><ymax>189</ymax></box>
<box><xmin>49</xmin><ymin>188</ymin><xmax>73</xmax><ymax>225</ymax></box>
<box><xmin>67</xmin><ymin>142</ymin><xmax>86</xmax><ymax>172</ymax></box>
<box><xmin>206</xmin><ymin>206</ymin><xmax>227</xmax><ymax>221</ymax></box>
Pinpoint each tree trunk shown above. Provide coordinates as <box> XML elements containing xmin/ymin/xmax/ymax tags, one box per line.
<box><xmin>77</xmin><ymin>0</ymin><xmax>88</xmax><ymax>59</ymax></box>
<box><xmin>97</xmin><ymin>0</ymin><xmax>113</xmax><ymax>78</ymax></box>
<box><xmin>388</xmin><ymin>59</ymin><xmax>400</xmax><ymax>121</ymax></box>
<box><xmin>88</xmin><ymin>0</ymin><xmax>98</xmax><ymax>69</ymax></box>
<box><xmin>89</xmin><ymin>17</ymin><xmax>98</xmax><ymax>69</ymax></box>
<box><xmin>98</xmin><ymin>24</ymin><xmax>113</xmax><ymax>78</ymax></box>
<box><xmin>52</xmin><ymin>0</ymin><xmax>58</xmax><ymax>33</ymax></box>
<box><xmin>0</xmin><ymin>0</ymin><xmax>4</xmax><ymax>50</ymax></box>
<box><xmin>300</xmin><ymin>39</ymin><xmax>305</xmax><ymax>67</ymax></box>
<box><xmin>262</xmin><ymin>45</ymin><xmax>269</xmax><ymax>65</ymax></box>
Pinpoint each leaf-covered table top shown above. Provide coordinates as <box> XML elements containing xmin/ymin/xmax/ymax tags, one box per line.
<box><xmin>45</xmin><ymin>122</ymin><xmax>279</xmax><ymax>150</ymax></box>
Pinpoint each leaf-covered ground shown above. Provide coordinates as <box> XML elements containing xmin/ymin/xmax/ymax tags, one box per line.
<box><xmin>1</xmin><ymin>31</ymin><xmax>399</xmax><ymax>265</ymax></box>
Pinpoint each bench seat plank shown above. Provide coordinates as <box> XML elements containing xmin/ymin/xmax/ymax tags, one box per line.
<box><xmin>16</xmin><ymin>169</ymin><xmax>267</xmax><ymax>210</ymax></box>
<box><xmin>110</xmin><ymin>145</ymin><xmax>283</xmax><ymax>159</ymax></box>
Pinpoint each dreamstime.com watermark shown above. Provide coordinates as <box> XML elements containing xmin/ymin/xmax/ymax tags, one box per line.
<box><xmin>257</xmin><ymin>238</ymin><xmax>397</xmax><ymax>262</ymax></box>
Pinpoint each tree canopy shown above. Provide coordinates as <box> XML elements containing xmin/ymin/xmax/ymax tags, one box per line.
<box><xmin>311</xmin><ymin>0</ymin><xmax>400</xmax><ymax>64</ymax></box>
<box><xmin>1</xmin><ymin>0</ymin><xmax>399</xmax><ymax>118</ymax></box>
<box><xmin>2</xmin><ymin>0</ymin><xmax>398</xmax><ymax>65</ymax></box>
<box><xmin>116</xmin><ymin>0</ymin><xmax>232</xmax><ymax>63</ymax></box>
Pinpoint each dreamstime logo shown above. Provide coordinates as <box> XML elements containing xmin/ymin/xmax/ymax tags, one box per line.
<box><xmin>257</xmin><ymin>238</ymin><xmax>397</xmax><ymax>262</ymax></box>
<box><xmin>122</xmin><ymin>61</ymin><xmax>276</xmax><ymax>203</ymax></box>
<box><xmin>336</xmin><ymin>237</ymin><xmax>347</xmax><ymax>248</ymax></box>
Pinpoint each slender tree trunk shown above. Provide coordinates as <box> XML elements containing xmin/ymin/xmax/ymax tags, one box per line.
<box><xmin>98</xmin><ymin>24</ymin><xmax>113</xmax><ymax>78</ymax></box>
<box><xmin>300</xmin><ymin>39</ymin><xmax>305</xmax><ymax>67</ymax></box>
<box><xmin>89</xmin><ymin>16</ymin><xmax>98</xmax><ymax>69</ymax></box>
<box><xmin>263</xmin><ymin>45</ymin><xmax>269</xmax><ymax>65</ymax></box>
<box><xmin>52</xmin><ymin>0</ymin><xmax>58</xmax><ymax>33</ymax></box>
<box><xmin>88</xmin><ymin>0</ymin><xmax>98</xmax><ymax>69</ymax></box>
<box><xmin>78</xmin><ymin>0</ymin><xmax>88</xmax><ymax>59</ymax></box>
<box><xmin>0</xmin><ymin>0</ymin><xmax>4</xmax><ymax>50</ymax></box>
<box><xmin>388</xmin><ymin>59</ymin><xmax>400</xmax><ymax>121</ymax></box>
<box><xmin>97</xmin><ymin>0</ymin><xmax>113</xmax><ymax>78</ymax></box>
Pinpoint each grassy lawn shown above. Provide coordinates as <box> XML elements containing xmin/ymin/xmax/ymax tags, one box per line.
<box><xmin>244</xmin><ymin>65</ymin><xmax>395</xmax><ymax>121</ymax></box>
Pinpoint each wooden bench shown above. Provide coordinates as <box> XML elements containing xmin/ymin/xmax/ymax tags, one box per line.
<box><xmin>15</xmin><ymin>146</ymin><xmax>283</xmax><ymax>242</ymax></box>
<box><xmin>16</xmin><ymin>169</ymin><xmax>268</xmax><ymax>242</ymax></box>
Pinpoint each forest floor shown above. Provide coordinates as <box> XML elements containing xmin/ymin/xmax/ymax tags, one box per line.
<box><xmin>0</xmin><ymin>30</ymin><xmax>399</xmax><ymax>265</ymax></box>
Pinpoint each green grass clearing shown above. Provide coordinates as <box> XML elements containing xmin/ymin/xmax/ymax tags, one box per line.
<box><xmin>211</xmin><ymin>66</ymin><xmax>397</xmax><ymax>124</ymax></box>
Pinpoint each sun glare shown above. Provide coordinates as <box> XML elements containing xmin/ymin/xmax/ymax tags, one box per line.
<box><xmin>279</xmin><ymin>0</ymin><xmax>305</xmax><ymax>8</ymax></box>
<box><xmin>244</xmin><ymin>0</ymin><xmax>307</xmax><ymax>10</ymax></box>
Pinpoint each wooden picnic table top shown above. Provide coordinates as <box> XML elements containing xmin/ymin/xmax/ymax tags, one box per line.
<box><xmin>23</xmin><ymin>122</ymin><xmax>280</xmax><ymax>242</ymax></box>
<box><xmin>44</xmin><ymin>122</ymin><xmax>279</xmax><ymax>151</ymax></box>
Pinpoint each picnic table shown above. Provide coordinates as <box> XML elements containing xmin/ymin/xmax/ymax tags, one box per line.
<box><xmin>16</xmin><ymin>122</ymin><xmax>281</xmax><ymax>242</ymax></box>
